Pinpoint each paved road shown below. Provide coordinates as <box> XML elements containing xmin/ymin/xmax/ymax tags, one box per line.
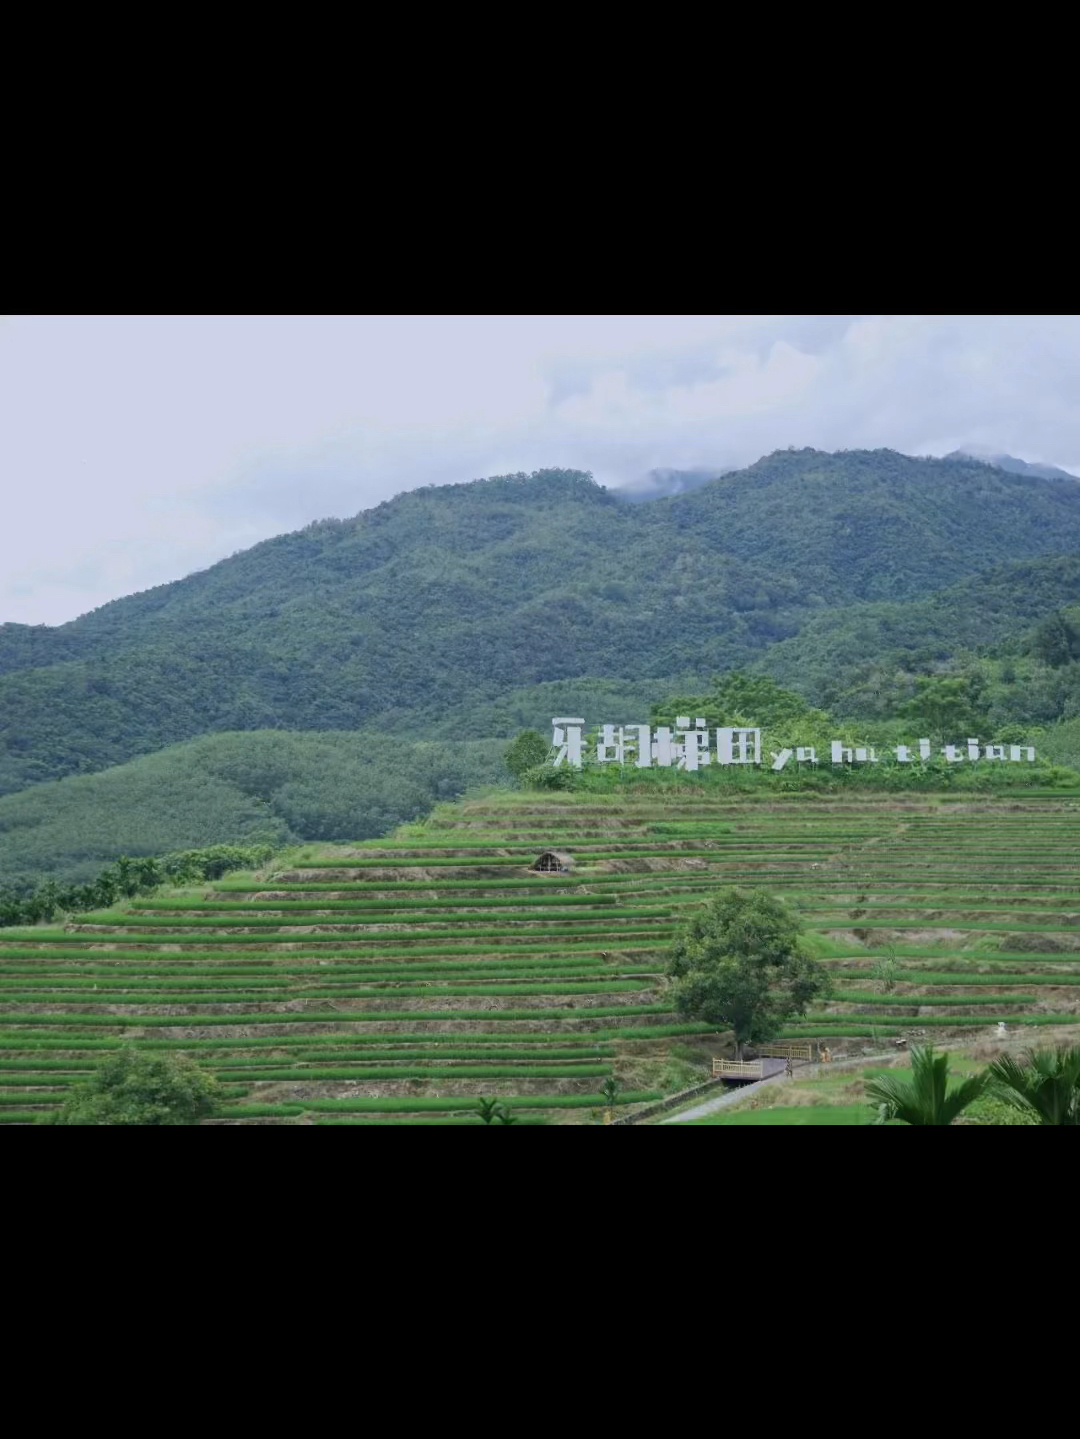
<box><xmin>659</xmin><ymin>1050</ymin><xmax>901</xmax><ymax>1124</ymax></box>
<box><xmin>661</xmin><ymin>1070</ymin><xmax>791</xmax><ymax>1123</ymax></box>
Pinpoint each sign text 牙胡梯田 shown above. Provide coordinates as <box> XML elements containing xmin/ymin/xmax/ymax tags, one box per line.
<box><xmin>549</xmin><ymin>719</ymin><xmax>1036</xmax><ymax>770</ymax></box>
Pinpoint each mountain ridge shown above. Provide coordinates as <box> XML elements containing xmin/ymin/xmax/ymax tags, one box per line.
<box><xmin>7</xmin><ymin>446</ymin><xmax>1079</xmax><ymax>641</ymax></box>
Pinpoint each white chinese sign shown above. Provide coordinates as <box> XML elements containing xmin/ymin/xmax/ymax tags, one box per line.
<box><xmin>551</xmin><ymin>718</ymin><xmax>1036</xmax><ymax>770</ymax></box>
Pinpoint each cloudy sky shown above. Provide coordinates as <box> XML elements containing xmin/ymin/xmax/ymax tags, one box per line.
<box><xmin>4</xmin><ymin>314</ymin><xmax>1080</xmax><ymax>626</ymax></box>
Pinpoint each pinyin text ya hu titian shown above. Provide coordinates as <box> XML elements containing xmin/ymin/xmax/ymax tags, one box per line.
<box><xmin>550</xmin><ymin>719</ymin><xmax>1036</xmax><ymax>771</ymax></box>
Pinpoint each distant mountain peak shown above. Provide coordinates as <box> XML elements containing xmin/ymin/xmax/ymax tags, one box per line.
<box><xmin>944</xmin><ymin>449</ymin><xmax>1078</xmax><ymax>482</ymax></box>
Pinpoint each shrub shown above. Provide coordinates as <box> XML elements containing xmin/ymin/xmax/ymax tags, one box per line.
<box><xmin>520</xmin><ymin>762</ymin><xmax>576</xmax><ymax>791</ymax></box>
<box><xmin>44</xmin><ymin>1048</ymin><xmax>221</xmax><ymax>1126</ymax></box>
<box><xmin>504</xmin><ymin>730</ymin><xmax>551</xmax><ymax>781</ymax></box>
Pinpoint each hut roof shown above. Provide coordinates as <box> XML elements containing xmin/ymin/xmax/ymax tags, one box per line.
<box><xmin>532</xmin><ymin>850</ymin><xmax>575</xmax><ymax>871</ymax></box>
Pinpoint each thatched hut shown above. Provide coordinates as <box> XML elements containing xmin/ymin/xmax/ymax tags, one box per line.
<box><xmin>531</xmin><ymin>850</ymin><xmax>574</xmax><ymax>873</ymax></box>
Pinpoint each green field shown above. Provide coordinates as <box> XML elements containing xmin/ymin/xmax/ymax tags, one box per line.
<box><xmin>3</xmin><ymin>789</ymin><xmax>1079</xmax><ymax>1123</ymax></box>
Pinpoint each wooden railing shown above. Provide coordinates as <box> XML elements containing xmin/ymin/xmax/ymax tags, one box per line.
<box><xmin>712</xmin><ymin>1058</ymin><xmax>764</xmax><ymax>1079</ymax></box>
<box><xmin>711</xmin><ymin>1044</ymin><xmax>814</xmax><ymax>1079</ymax></box>
<box><xmin>758</xmin><ymin>1042</ymin><xmax>814</xmax><ymax>1062</ymax></box>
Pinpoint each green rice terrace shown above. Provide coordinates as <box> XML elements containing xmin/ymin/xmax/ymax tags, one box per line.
<box><xmin>2</xmin><ymin>788</ymin><xmax>1079</xmax><ymax>1124</ymax></box>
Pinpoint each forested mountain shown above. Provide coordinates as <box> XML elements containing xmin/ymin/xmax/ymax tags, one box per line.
<box><xmin>648</xmin><ymin>448</ymin><xmax>1080</xmax><ymax>600</ymax></box>
<box><xmin>6</xmin><ymin>449</ymin><xmax>1080</xmax><ymax>798</ymax></box>
<box><xmin>7</xmin><ymin>447</ymin><xmax>1080</xmax><ymax>884</ymax></box>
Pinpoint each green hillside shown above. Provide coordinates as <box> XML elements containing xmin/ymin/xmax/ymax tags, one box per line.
<box><xmin>2</xmin><ymin>788</ymin><xmax>1078</xmax><ymax>1125</ymax></box>
<box><xmin>7</xmin><ymin>449</ymin><xmax>1080</xmax><ymax>796</ymax></box>
<box><xmin>0</xmin><ymin>731</ymin><xmax>508</xmax><ymax>890</ymax></box>
<box><xmin>5</xmin><ymin>688</ymin><xmax>1078</xmax><ymax>891</ymax></box>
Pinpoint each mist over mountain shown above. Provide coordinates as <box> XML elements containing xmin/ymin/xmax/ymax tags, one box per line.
<box><xmin>610</xmin><ymin>468</ymin><xmax>729</xmax><ymax>502</ymax></box>
<box><xmin>943</xmin><ymin>449</ymin><xmax>1079</xmax><ymax>482</ymax></box>
<box><xmin>618</xmin><ymin>449</ymin><xmax>1080</xmax><ymax>501</ymax></box>
<box><xmin>605</xmin><ymin>448</ymin><xmax>1080</xmax><ymax>504</ymax></box>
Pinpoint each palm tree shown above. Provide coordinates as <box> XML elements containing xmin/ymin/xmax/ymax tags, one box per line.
<box><xmin>865</xmin><ymin>1044</ymin><xmax>989</xmax><ymax>1125</ymax></box>
<box><xmin>988</xmin><ymin>1044</ymin><xmax>1080</xmax><ymax>1125</ymax></box>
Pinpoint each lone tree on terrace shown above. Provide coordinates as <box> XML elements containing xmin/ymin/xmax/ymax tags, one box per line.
<box><xmin>665</xmin><ymin>887</ymin><xmax>829</xmax><ymax>1059</ymax></box>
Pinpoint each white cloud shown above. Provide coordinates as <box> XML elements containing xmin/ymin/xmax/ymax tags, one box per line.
<box><xmin>2</xmin><ymin>314</ymin><xmax>1080</xmax><ymax>624</ymax></box>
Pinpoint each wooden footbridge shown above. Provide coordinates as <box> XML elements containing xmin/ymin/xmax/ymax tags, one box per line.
<box><xmin>711</xmin><ymin>1042</ymin><xmax>815</xmax><ymax>1083</ymax></box>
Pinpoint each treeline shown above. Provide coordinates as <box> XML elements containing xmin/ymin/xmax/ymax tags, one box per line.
<box><xmin>0</xmin><ymin>843</ymin><xmax>275</xmax><ymax>928</ymax></box>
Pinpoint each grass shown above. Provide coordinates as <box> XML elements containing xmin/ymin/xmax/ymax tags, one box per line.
<box><xmin>0</xmin><ymin>1003</ymin><xmax>676</xmax><ymax>1028</ymax></box>
<box><xmin>201</xmin><ymin>1065</ymin><xmax>614</xmax><ymax>1081</ymax></box>
<box><xmin>0</xmin><ymin>1031</ymin><xmax>618</xmax><ymax>1051</ymax></box>
<box><xmin>688</xmin><ymin>1104</ymin><xmax>884</xmax><ymax>1125</ymax></box>
<box><xmin>218</xmin><ymin>1091</ymin><xmax>662</xmax><ymax>1116</ymax></box>
<box><xmin>0</xmin><ymin>981</ymin><xmax>651</xmax><ymax>1004</ymax></box>
<box><xmin>826</xmin><ymin>970</ymin><xmax>1080</xmax><ymax>985</ymax></box>
<box><xmin>822</xmin><ymin>992</ymin><xmax>1037</xmax><ymax>1005</ymax></box>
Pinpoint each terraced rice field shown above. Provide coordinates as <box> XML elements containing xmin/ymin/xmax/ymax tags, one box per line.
<box><xmin>2</xmin><ymin>789</ymin><xmax>1078</xmax><ymax>1123</ymax></box>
